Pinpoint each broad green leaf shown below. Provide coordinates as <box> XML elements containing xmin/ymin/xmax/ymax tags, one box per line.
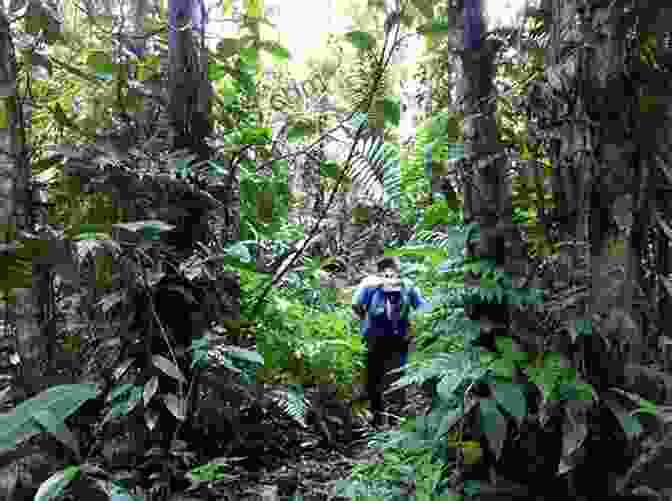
<box><xmin>108</xmin><ymin>383</ymin><xmax>134</xmax><ymax>402</ymax></box>
<box><xmin>223</xmin><ymin>241</ymin><xmax>252</xmax><ymax>263</ymax></box>
<box><xmin>31</xmin><ymin>409</ymin><xmax>79</xmax><ymax>459</ymax></box>
<box><xmin>492</xmin><ymin>382</ymin><xmax>527</xmax><ymax>425</ymax></box>
<box><xmin>224</xmin><ymin>346</ymin><xmax>264</xmax><ymax>365</ymax></box>
<box><xmin>260</xmin><ymin>41</ymin><xmax>291</xmax><ymax>62</ymax></box>
<box><xmin>0</xmin><ymin>384</ymin><xmax>98</xmax><ymax>455</ymax></box>
<box><xmin>619</xmin><ymin>413</ymin><xmax>644</xmax><ymax>439</ymax></box>
<box><xmin>243</xmin><ymin>0</ymin><xmax>263</xmax><ymax>18</ymax></box>
<box><xmin>604</xmin><ymin>393</ymin><xmax>644</xmax><ymax>440</ymax></box>
<box><xmin>345</xmin><ymin>31</ymin><xmax>376</xmax><ymax>51</ymax></box>
<box><xmin>208</xmin><ymin>62</ymin><xmax>229</xmax><ymax>82</ymax></box>
<box><xmin>320</xmin><ymin>160</ymin><xmax>340</xmax><ymax>179</ymax></box>
<box><xmin>287</xmin><ymin>123</ymin><xmax>315</xmax><ymax>142</ymax></box>
<box><xmin>34</xmin><ymin>465</ymin><xmax>80</xmax><ymax>501</ymax></box>
<box><xmin>87</xmin><ymin>51</ymin><xmax>114</xmax><ymax>77</ymax></box>
<box><xmin>418</xmin><ymin>19</ymin><xmax>452</xmax><ymax>36</ymax></box>
<box><xmin>478</xmin><ymin>398</ymin><xmax>507</xmax><ymax>461</ymax></box>
<box><xmin>239</xmin><ymin>46</ymin><xmax>258</xmax><ymax>65</ymax></box>
<box><xmin>140</xmin><ymin>225</ymin><xmax>161</xmax><ymax>242</ymax></box>
<box><xmin>173</xmin><ymin>156</ymin><xmax>193</xmax><ymax>178</ymax></box>
<box><xmin>382</xmin><ymin>97</ymin><xmax>401</xmax><ymax>127</ymax></box>
<box><xmin>491</xmin><ymin>358</ymin><xmax>516</xmax><ymax>379</ymax></box>
<box><xmin>240</xmin><ymin>127</ymin><xmax>271</xmax><ymax>145</ymax></box>
<box><xmin>0</xmin><ymin>99</ymin><xmax>9</xmax><ymax>128</ymax></box>
<box><xmin>207</xmin><ymin>160</ymin><xmax>228</xmax><ymax>176</ymax></box>
<box><xmin>217</xmin><ymin>38</ymin><xmax>240</xmax><ymax>59</ymax></box>
<box><xmin>256</xmin><ymin>191</ymin><xmax>274</xmax><ymax>223</ymax></box>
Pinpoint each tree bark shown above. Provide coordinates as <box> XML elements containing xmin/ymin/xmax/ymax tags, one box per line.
<box><xmin>0</xmin><ymin>9</ymin><xmax>46</xmax><ymax>399</ymax></box>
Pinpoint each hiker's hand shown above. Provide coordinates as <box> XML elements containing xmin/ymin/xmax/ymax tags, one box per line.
<box><xmin>407</xmin><ymin>320</ymin><xmax>416</xmax><ymax>338</ymax></box>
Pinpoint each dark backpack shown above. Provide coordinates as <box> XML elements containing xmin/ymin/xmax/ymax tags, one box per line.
<box><xmin>367</xmin><ymin>282</ymin><xmax>411</xmax><ymax>333</ymax></box>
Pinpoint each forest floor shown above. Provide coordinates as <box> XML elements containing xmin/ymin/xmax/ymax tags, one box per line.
<box><xmin>220</xmin><ymin>384</ymin><xmax>433</xmax><ymax>501</ymax></box>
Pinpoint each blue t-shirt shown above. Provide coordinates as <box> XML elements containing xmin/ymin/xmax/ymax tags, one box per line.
<box><xmin>353</xmin><ymin>282</ymin><xmax>431</xmax><ymax>338</ymax></box>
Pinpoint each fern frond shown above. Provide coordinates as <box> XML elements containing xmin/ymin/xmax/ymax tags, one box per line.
<box><xmin>347</xmin><ymin>134</ymin><xmax>401</xmax><ymax>209</ymax></box>
<box><xmin>268</xmin><ymin>385</ymin><xmax>308</xmax><ymax>428</ymax></box>
<box><xmin>412</xmin><ymin>228</ymin><xmax>469</xmax><ymax>256</ymax></box>
<box><xmin>388</xmin><ymin>352</ymin><xmax>478</xmax><ymax>396</ymax></box>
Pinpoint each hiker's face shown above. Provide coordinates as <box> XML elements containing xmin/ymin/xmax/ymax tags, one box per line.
<box><xmin>381</xmin><ymin>267</ymin><xmax>398</xmax><ymax>279</ymax></box>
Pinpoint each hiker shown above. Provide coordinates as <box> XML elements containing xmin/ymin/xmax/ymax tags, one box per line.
<box><xmin>352</xmin><ymin>256</ymin><xmax>431</xmax><ymax>427</ymax></box>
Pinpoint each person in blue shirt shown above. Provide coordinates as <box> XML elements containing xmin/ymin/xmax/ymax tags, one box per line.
<box><xmin>352</xmin><ymin>256</ymin><xmax>431</xmax><ymax>427</ymax></box>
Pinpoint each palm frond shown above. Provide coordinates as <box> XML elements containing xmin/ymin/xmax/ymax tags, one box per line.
<box><xmin>347</xmin><ymin>134</ymin><xmax>401</xmax><ymax>209</ymax></box>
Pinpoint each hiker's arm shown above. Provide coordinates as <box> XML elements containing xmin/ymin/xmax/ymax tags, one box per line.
<box><xmin>410</xmin><ymin>287</ymin><xmax>432</xmax><ymax>313</ymax></box>
<box><xmin>351</xmin><ymin>286</ymin><xmax>370</xmax><ymax>321</ymax></box>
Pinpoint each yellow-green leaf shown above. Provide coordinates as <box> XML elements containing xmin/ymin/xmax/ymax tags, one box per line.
<box><xmin>87</xmin><ymin>51</ymin><xmax>114</xmax><ymax>76</ymax></box>
<box><xmin>0</xmin><ymin>99</ymin><xmax>9</xmax><ymax>128</ymax></box>
<box><xmin>25</xmin><ymin>0</ymin><xmax>47</xmax><ymax>35</ymax></box>
<box><xmin>243</xmin><ymin>0</ymin><xmax>262</xmax><ymax>18</ymax></box>
<box><xmin>411</xmin><ymin>0</ymin><xmax>434</xmax><ymax>18</ymax></box>
<box><xmin>217</xmin><ymin>38</ymin><xmax>240</xmax><ymax>59</ymax></box>
<box><xmin>345</xmin><ymin>31</ymin><xmax>376</xmax><ymax>51</ymax></box>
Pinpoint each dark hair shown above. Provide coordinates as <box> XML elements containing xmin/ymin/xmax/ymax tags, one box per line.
<box><xmin>376</xmin><ymin>256</ymin><xmax>400</xmax><ymax>272</ymax></box>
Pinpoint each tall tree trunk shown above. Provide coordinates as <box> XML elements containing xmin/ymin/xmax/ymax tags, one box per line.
<box><xmin>545</xmin><ymin>1</ymin><xmax>647</xmax><ymax>367</ymax></box>
<box><xmin>458</xmin><ymin>1</ymin><xmax>561</xmax><ymax>493</ymax></box>
<box><xmin>460</xmin><ymin>5</ymin><xmax>512</xmax><ymax>339</ymax></box>
<box><xmin>168</xmin><ymin>0</ymin><xmax>211</xmax><ymax>159</ymax></box>
<box><xmin>0</xmin><ymin>10</ymin><xmax>46</xmax><ymax>399</ymax></box>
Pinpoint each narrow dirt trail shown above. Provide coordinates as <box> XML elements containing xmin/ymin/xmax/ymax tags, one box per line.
<box><xmin>221</xmin><ymin>384</ymin><xmax>433</xmax><ymax>500</ymax></box>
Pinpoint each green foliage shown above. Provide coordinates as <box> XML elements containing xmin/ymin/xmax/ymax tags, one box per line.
<box><xmin>345</xmin><ymin>31</ymin><xmax>378</xmax><ymax>52</ymax></box>
<box><xmin>268</xmin><ymin>385</ymin><xmax>309</xmax><ymax>428</ymax></box>
<box><xmin>400</xmin><ymin>110</ymin><xmax>463</xmax><ymax>226</ymax></box>
<box><xmin>239</xmin><ymin>267</ymin><xmax>365</xmax><ymax>392</ymax></box>
<box><xmin>0</xmin><ymin>384</ymin><xmax>99</xmax><ymax>456</ymax></box>
<box><xmin>239</xmin><ymin>158</ymin><xmax>293</xmax><ymax>241</ymax></box>
<box><xmin>349</xmin><ymin>134</ymin><xmax>402</xmax><ymax>209</ymax></box>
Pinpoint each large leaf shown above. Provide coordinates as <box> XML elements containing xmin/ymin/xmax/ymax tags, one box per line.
<box><xmin>152</xmin><ymin>355</ymin><xmax>187</xmax><ymax>384</ymax></box>
<box><xmin>479</xmin><ymin>398</ymin><xmax>507</xmax><ymax>461</ymax></box>
<box><xmin>345</xmin><ymin>31</ymin><xmax>376</xmax><ymax>51</ymax></box>
<box><xmin>0</xmin><ymin>384</ymin><xmax>98</xmax><ymax>455</ymax></box>
<box><xmin>259</xmin><ymin>41</ymin><xmax>291</xmax><ymax>62</ymax></box>
<box><xmin>31</xmin><ymin>409</ymin><xmax>80</xmax><ymax>459</ymax></box>
<box><xmin>223</xmin><ymin>241</ymin><xmax>252</xmax><ymax>264</ymax></box>
<box><xmin>34</xmin><ymin>465</ymin><xmax>80</xmax><ymax>501</ymax></box>
<box><xmin>86</xmin><ymin>51</ymin><xmax>115</xmax><ymax>78</ymax></box>
<box><xmin>162</xmin><ymin>393</ymin><xmax>186</xmax><ymax>421</ymax></box>
<box><xmin>320</xmin><ymin>160</ymin><xmax>340</xmax><ymax>179</ymax></box>
<box><xmin>603</xmin><ymin>392</ymin><xmax>644</xmax><ymax>440</ymax></box>
<box><xmin>216</xmin><ymin>38</ymin><xmax>240</xmax><ymax>59</ymax></box>
<box><xmin>381</xmin><ymin>96</ymin><xmax>401</xmax><ymax>127</ymax></box>
<box><xmin>287</xmin><ymin>120</ymin><xmax>318</xmax><ymax>142</ymax></box>
<box><xmin>208</xmin><ymin>62</ymin><xmax>230</xmax><ymax>82</ymax></box>
<box><xmin>417</xmin><ymin>18</ymin><xmax>452</xmax><ymax>37</ymax></box>
<box><xmin>492</xmin><ymin>382</ymin><xmax>527</xmax><ymax>426</ymax></box>
<box><xmin>224</xmin><ymin>346</ymin><xmax>264</xmax><ymax>365</ymax></box>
